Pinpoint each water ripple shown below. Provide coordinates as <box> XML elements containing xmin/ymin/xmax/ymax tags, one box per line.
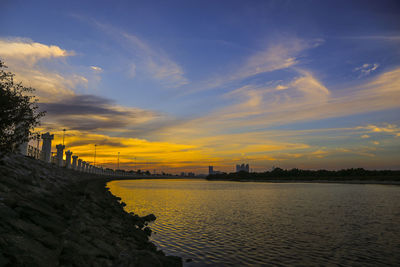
<box><xmin>108</xmin><ymin>180</ymin><xmax>400</xmax><ymax>266</ymax></box>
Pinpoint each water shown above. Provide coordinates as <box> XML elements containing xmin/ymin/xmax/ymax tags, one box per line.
<box><xmin>107</xmin><ymin>179</ymin><xmax>400</xmax><ymax>266</ymax></box>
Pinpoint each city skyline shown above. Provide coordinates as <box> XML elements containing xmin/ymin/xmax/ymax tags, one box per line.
<box><xmin>1</xmin><ymin>0</ymin><xmax>399</xmax><ymax>173</ymax></box>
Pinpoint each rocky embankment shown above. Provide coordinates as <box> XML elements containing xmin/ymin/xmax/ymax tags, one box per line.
<box><xmin>0</xmin><ymin>153</ymin><xmax>182</xmax><ymax>266</ymax></box>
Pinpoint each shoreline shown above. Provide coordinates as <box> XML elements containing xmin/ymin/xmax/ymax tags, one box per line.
<box><xmin>0</xmin><ymin>153</ymin><xmax>182</xmax><ymax>266</ymax></box>
<box><xmin>108</xmin><ymin>176</ymin><xmax>400</xmax><ymax>186</ymax></box>
<box><xmin>206</xmin><ymin>178</ymin><xmax>400</xmax><ymax>185</ymax></box>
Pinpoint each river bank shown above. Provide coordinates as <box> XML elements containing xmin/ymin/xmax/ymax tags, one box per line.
<box><xmin>206</xmin><ymin>178</ymin><xmax>400</xmax><ymax>185</ymax></box>
<box><xmin>0</xmin><ymin>153</ymin><xmax>182</xmax><ymax>266</ymax></box>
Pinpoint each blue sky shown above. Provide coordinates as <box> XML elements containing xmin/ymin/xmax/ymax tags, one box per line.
<box><xmin>1</xmin><ymin>0</ymin><xmax>399</xmax><ymax>172</ymax></box>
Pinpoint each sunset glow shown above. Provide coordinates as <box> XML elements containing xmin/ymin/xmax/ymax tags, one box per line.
<box><xmin>1</xmin><ymin>1</ymin><xmax>399</xmax><ymax>173</ymax></box>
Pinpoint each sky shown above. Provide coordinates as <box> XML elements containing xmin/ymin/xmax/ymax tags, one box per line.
<box><xmin>1</xmin><ymin>0</ymin><xmax>400</xmax><ymax>173</ymax></box>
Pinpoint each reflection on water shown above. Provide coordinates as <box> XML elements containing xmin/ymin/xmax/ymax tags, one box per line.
<box><xmin>107</xmin><ymin>179</ymin><xmax>400</xmax><ymax>266</ymax></box>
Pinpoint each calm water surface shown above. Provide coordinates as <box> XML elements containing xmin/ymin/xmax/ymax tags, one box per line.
<box><xmin>107</xmin><ymin>179</ymin><xmax>400</xmax><ymax>266</ymax></box>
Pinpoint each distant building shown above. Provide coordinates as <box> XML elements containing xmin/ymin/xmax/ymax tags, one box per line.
<box><xmin>236</xmin><ymin>163</ymin><xmax>250</xmax><ymax>173</ymax></box>
<box><xmin>208</xmin><ymin>166</ymin><xmax>222</xmax><ymax>175</ymax></box>
<box><xmin>209</xmin><ymin>166</ymin><xmax>214</xmax><ymax>175</ymax></box>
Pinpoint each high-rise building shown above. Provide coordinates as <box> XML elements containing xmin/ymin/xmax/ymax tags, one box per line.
<box><xmin>236</xmin><ymin>163</ymin><xmax>250</xmax><ymax>172</ymax></box>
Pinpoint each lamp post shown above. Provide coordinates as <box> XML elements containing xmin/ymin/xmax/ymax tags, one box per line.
<box><xmin>94</xmin><ymin>144</ymin><xmax>97</xmax><ymax>167</ymax></box>
<box><xmin>117</xmin><ymin>152</ymin><xmax>120</xmax><ymax>170</ymax></box>
<box><xmin>62</xmin><ymin>129</ymin><xmax>66</xmax><ymax>146</ymax></box>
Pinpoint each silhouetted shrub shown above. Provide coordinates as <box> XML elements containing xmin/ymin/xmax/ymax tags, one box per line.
<box><xmin>0</xmin><ymin>60</ymin><xmax>45</xmax><ymax>153</ymax></box>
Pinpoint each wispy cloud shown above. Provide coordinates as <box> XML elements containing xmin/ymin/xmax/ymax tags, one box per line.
<box><xmin>215</xmin><ymin>69</ymin><xmax>330</xmax><ymax>122</ymax></box>
<box><xmin>196</xmin><ymin>67</ymin><xmax>400</xmax><ymax>130</ymax></box>
<box><xmin>121</xmin><ymin>32</ymin><xmax>188</xmax><ymax>87</ymax></box>
<box><xmin>147</xmin><ymin>66</ymin><xmax>400</xmax><ymax>169</ymax></box>
<box><xmin>236</xmin><ymin>38</ymin><xmax>323</xmax><ymax>79</ymax></box>
<box><xmin>354</xmin><ymin>63</ymin><xmax>379</xmax><ymax>77</ymax></box>
<box><xmin>91</xmin><ymin>21</ymin><xmax>188</xmax><ymax>88</ymax></box>
<box><xmin>190</xmin><ymin>37</ymin><xmax>324</xmax><ymax>93</ymax></box>
<box><xmin>2</xmin><ymin>33</ymin><xmax>398</xmax><ymax>171</ymax></box>
<box><xmin>364</xmin><ymin>124</ymin><xmax>400</xmax><ymax>137</ymax></box>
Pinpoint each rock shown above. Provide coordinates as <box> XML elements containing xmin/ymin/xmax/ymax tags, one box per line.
<box><xmin>91</xmin><ymin>238</ymin><xmax>118</xmax><ymax>257</ymax></box>
<box><xmin>2</xmin><ymin>233</ymin><xmax>58</xmax><ymax>266</ymax></box>
<box><xmin>143</xmin><ymin>227</ymin><xmax>152</xmax><ymax>236</ymax></box>
<box><xmin>142</xmin><ymin>213</ymin><xmax>157</xmax><ymax>222</ymax></box>
<box><xmin>0</xmin><ymin>153</ymin><xmax>182</xmax><ymax>266</ymax></box>
<box><xmin>0</xmin><ymin>252</ymin><xmax>10</xmax><ymax>266</ymax></box>
<box><xmin>162</xmin><ymin>255</ymin><xmax>183</xmax><ymax>266</ymax></box>
<box><xmin>0</xmin><ymin>252</ymin><xmax>9</xmax><ymax>266</ymax></box>
<box><xmin>0</xmin><ymin>202</ymin><xmax>18</xmax><ymax>219</ymax></box>
<box><xmin>135</xmin><ymin>250</ymin><xmax>163</xmax><ymax>267</ymax></box>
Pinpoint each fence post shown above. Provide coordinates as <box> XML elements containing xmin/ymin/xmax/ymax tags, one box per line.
<box><xmin>65</xmin><ymin>150</ymin><xmax>73</xmax><ymax>169</ymax></box>
<box><xmin>72</xmin><ymin>155</ymin><xmax>78</xmax><ymax>170</ymax></box>
<box><xmin>78</xmin><ymin>159</ymin><xmax>82</xmax><ymax>172</ymax></box>
<box><xmin>56</xmin><ymin>144</ymin><xmax>65</xmax><ymax>167</ymax></box>
<box><xmin>41</xmin><ymin>133</ymin><xmax>54</xmax><ymax>163</ymax></box>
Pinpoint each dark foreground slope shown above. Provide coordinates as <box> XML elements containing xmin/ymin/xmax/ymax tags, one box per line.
<box><xmin>0</xmin><ymin>153</ymin><xmax>181</xmax><ymax>267</ymax></box>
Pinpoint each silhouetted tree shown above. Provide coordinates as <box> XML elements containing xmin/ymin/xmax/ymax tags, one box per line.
<box><xmin>0</xmin><ymin>60</ymin><xmax>45</xmax><ymax>153</ymax></box>
<box><xmin>206</xmin><ymin>167</ymin><xmax>399</xmax><ymax>181</ymax></box>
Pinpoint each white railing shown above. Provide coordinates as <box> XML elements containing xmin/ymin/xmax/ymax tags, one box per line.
<box><xmin>27</xmin><ymin>145</ymin><xmax>42</xmax><ymax>160</ymax></box>
<box><xmin>19</xmin><ymin>132</ymin><xmax>142</xmax><ymax>178</ymax></box>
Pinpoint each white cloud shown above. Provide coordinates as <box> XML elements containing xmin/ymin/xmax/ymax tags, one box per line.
<box><xmin>354</xmin><ymin>63</ymin><xmax>379</xmax><ymax>76</ymax></box>
<box><xmin>0</xmin><ymin>38</ymin><xmax>89</xmax><ymax>101</ymax></box>
<box><xmin>0</xmin><ymin>38</ymin><xmax>73</xmax><ymax>65</ymax></box>
<box><xmin>90</xmin><ymin>66</ymin><xmax>102</xmax><ymax>72</ymax></box>
<box><xmin>288</xmin><ymin>69</ymin><xmax>330</xmax><ymax>100</ymax></box>
<box><xmin>237</xmin><ymin>38</ymin><xmax>322</xmax><ymax>79</ymax></box>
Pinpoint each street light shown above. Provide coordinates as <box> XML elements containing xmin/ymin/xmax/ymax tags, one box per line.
<box><xmin>117</xmin><ymin>152</ymin><xmax>120</xmax><ymax>170</ymax></box>
<box><xmin>62</xmin><ymin>129</ymin><xmax>66</xmax><ymax>146</ymax></box>
<box><xmin>94</xmin><ymin>144</ymin><xmax>97</xmax><ymax>167</ymax></box>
